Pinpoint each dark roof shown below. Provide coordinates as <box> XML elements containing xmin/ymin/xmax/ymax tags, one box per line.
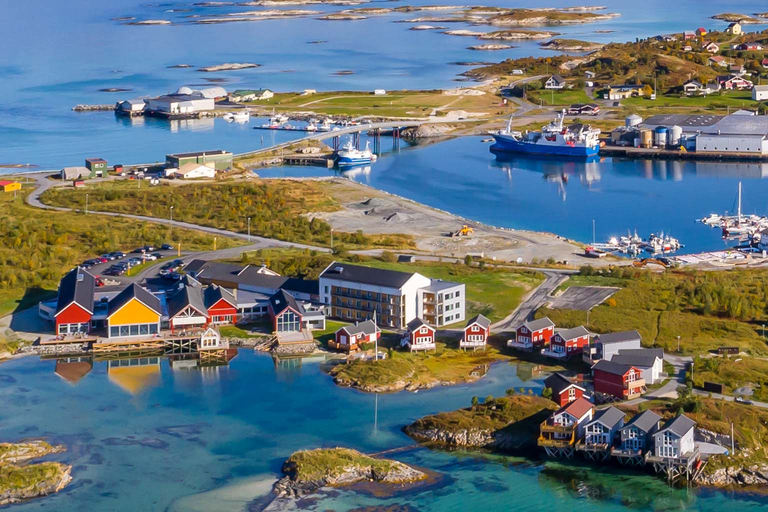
<box><xmin>340</xmin><ymin>320</ymin><xmax>379</xmax><ymax>336</ymax></box>
<box><xmin>320</xmin><ymin>261</ymin><xmax>417</xmax><ymax>289</ymax></box>
<box><xmin>556</xmin><ymin>326</ymin><xmax>590</xmax><ymax>341</ymax></box>
<box><xmin>549</xmin><ymin>74</ymin><xmax>565</xmax><ymax>83</ymax></box>
<box><xmin>521</xmin><ymin>317</ymin><xmax>554</xmax><ymax>332</ymax></box>
<box><xmin>269</xmin><ymin>289</ymin><xmax>303</xmax><ymax>316</ymax></box>
<box><xmin>56</xmin><ymin>267</ymin><xmax>96</xmax><ymax>316</ymax></box>
<box><xmin>596</xmin><ymin>330</ymin><xmax>641</xmax><ymax>345</ymax></box>
<box><xmin>660</xmin><ymin>414</ymin><xmax>695</xmax><ymax>437</ymax></box>
<box><xmin>544</xmin><ymin>372</ymin><xmax>584</xmax><ymax>396</ymax></box>
<box><xmin>625</xmin><ymin>410</ymin><xmax>662</xmax><ymax>433</ymax></box>
<box><xmin>612</xmin><ymin>348</ymin><xmax>664</xmax><ymax>368</ymax></box>
<box><xmin>108</xmin><ymin>283</ymin><xmax>162</xmax><ymax>317</ymax></box>
<box><xmin>167</xmin><ymin>279</ymin><xmax>207</xmax><ymax>318</ymax></box>
<box><xmin>407</xmin><ymin>317</ymin><xmax>432</xmax><ymax>332</ymax></box>
<box><xmin>590</xmin><ymin>406</ymin><xmax>625</xmax><ymax>429</ymax></box>
<box><xmin>592</xmin><ymin>359</ymin><xmax>634</xmax><ymax>376</ymax></box>
<box><xmin>204</xmin><ymin>284</ymin><xmax>236</xmax><ymax>308</ymax></box>
<box><xmin>187</xmin><ymin>260</ymin><xmax>318</xmax><ymax>295</ymax></box>
<box><xmin>466</xmin><ymin>314</ymin><xmax>491</xmax><ymax>329</ymax></box>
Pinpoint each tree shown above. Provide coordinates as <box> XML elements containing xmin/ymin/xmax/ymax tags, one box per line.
<box><xmin>464</xmin><ymin>254</ymin><xmax>473</xmax><ymax>266</ymax></box>
<box><xmin>541</xmin><ymin>387</ymin><xmax>553</xmax><ymax>399</ymax></box>
<box><xmin>642</xmin><ymin>84</ymin><xmax>653</xmax><ymax>96</ymax></box>
<box><xmin>485</xmin><ymin>395</ymin><xmax>494</xmax><ymax>403</ymax></box>
<box><xmin>471</xmin><ymin>396</ymin><xmax>479</xmax><ymax>408</ymax></box>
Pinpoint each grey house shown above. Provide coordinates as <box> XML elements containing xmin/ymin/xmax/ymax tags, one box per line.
<box><xmin>583</xmin><ymin>330</ymin><xmax>642</xmax><ymax>363</ymax></box>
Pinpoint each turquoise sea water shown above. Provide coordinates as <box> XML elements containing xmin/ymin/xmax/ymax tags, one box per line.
<box><xmin>1</xmin><ymin>351</ymin><xmax>767</xmax><ymax>511</ymax></box>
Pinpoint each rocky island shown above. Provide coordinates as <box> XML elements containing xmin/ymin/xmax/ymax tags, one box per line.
<box><xmin>477</xmin><ymin>29</ymin><xmax>558</xmax><ymax>40</ymax></box>
<box><xmin>711</xmin><ymin>13</ymin><xmax>764</xmax><ymax>24</ymax></box>
<box><xmin>329</xmin><ymin>348</ymin><xmax>507</xmax><ymax>393</ymax></box>
<box><xmin>486</xmin><ymin>9</ymin><xmax>620</xmax><ymax>26</ymax></box>
<box><xmin>404</xmin><ymin>395</ymin><xmax>556</xmax><ymax>451</ymax></box>
<box><xmin>468</xmin><ymin>44</ymin><xmax>513</xmax><ymax>51</ymax></box>
<box><xmin>272</xmin><ymin>448</ymin><xmax>426</xmax><ymax>498</ymax></box>
<box><xmin>197</xmin><ymin>62</ymin><xmax>261</xmax><ymax>72</ymax></box>
<box><xmin>540</xmin><ymin>38</ymin><xmax>603</xmax><ymax>51</ymax></box>
<box><xmin>0</xmin><ymin>440</ymin><xmax>72</xmax><ymax>506</ymax></box>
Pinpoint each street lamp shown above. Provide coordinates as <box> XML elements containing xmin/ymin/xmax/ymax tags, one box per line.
<box><xmin>85</xmin><ymin>193</ymin><xmax>89</xmax><ymax>215</ymax></box>
<box><xmin>247</xmin><ymin>217</ymin><xmax>251</xmax><ymax>242</ymax></box>
<box><xmin>169</xmin><ymin>205</ymin><xmax>174</xmax><ymax>223</ymax></box>
<box><xmin>331</xmin><ymin>228</ymin><xmax>334</xmax><ymax>250</ymax></box>
<box><xmin>677</xmin><ymin>335</ymin><xmax>681</xmax><ymax>353</ymax></box>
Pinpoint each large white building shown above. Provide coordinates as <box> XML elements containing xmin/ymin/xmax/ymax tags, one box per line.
<box><xmin>640</xmin><ymin>113</ymin><xmax>768</xmax><ymax>155</ymax></box>
<box><xmin>319</xmin><ymin>262</ymin><xmax>465</xmax><ymax>329</ymax></box>
<box><xmin>144</xmin><ymin>86</ymin><xmax>224</xmax><ymax>116</ymax></box>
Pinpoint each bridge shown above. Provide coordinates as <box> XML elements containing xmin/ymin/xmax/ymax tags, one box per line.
<box><xmin>235</xmin><ymin>120</ymin><xmax>429</xmax><ymax>158</ymax></box>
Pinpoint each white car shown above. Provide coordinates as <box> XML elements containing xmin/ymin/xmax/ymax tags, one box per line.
<box><xmin>143</xmin><ymin>254</ymin><xmax>158</xmax><ymax>261</ymax></box>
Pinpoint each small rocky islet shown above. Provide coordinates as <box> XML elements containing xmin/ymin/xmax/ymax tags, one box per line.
<box><xmin>272</xmin><ymin>448</ymin><xmax>427</xmax><ymax>499</ymax></box>
<box><xmin>0</xmin><ymin>440</ymin><xmax>72</xmax><ymax>507</ymax></box>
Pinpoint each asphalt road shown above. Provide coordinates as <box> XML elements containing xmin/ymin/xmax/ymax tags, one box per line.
<box><xmin>492</xmin><ymin>270</ymin><xmax>573</xmax><ymax>333</ymax></box>
<box><xmin>548</xmin><ymin>286</ymin><xmax>619</xmax><ymax>311</ymax></box>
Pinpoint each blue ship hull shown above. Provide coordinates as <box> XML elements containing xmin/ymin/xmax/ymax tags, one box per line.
<box><xmin>338</xmin><ymin>157</ymin><xmax>372</xmax><ymax>166</ymax></box>
<box><xmin>491</xmin><ymin>134</ymin><xmax>599</xmax><ymax>158</ymax></box>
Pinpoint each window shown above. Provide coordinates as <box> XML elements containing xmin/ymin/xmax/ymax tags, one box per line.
<box><xmin>455</xmin><ymin>290</ymin><xmax>460</xmax><ymax>297</ymax></box>
<box><xmin>568</xmin><ymin>387</ymin><xmax>576</xmax><ymax>400</ymax></box>
<box><xmin>277</xmin><ymin>310</ymin><xmax>300</xmax><ymax>333</ymax></box>
<box><xmin>324</xmin><ymin>286</ymin><xmax>329</xmax><ymax>295</ymax></box>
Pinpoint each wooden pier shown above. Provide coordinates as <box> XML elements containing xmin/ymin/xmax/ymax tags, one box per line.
<box><xmin>646</xmin><ymin>448</ymin><xmax>705</xmax><ymax>485</ymax></box>
<box><xmin>576</xmin><ymin>442</ymin><xmax>612</xmax><ymax>461</ymax></box>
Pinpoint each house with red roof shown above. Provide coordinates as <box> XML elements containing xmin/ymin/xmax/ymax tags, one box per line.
<box><xmin>538</xmin><ymin>397</ymin><xmax>594</xmax><ymax>457</ymax></box>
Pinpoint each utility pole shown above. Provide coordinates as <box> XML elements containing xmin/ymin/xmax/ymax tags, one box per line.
<box><xmin>330</xmin><ymin>228</ymin><xmax>334</xmax><ymax>250</ymax></box>
<box><xmin>374</xmin><ymin>310</ymin><xmax>378</xmax><ymax>361</ymax></box>
<box><xmin>85</xmin><ymin>193</ymin><xmax>89</xmax><ymax>215</ymax></box>
<box><xmin>677</xmin><ymin>335</ymin><xmax>681</xmax><ymax>352</ymax></box>
<box><xmin>247</xmin><ymin>217</ymin><xmax>251</xmax><ymax>242</ymax></box>
<box><xmin>170</xmin><ymin>205</ymin><xmax>174</xmax><ymax>223</ymax></box>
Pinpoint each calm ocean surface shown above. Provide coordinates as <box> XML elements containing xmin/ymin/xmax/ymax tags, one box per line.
<box><xmin>1</xmin><ymin>0</ymin><xmax>766</xmax><ymax>169</ymax></box>
<box><xmin>1</xmin><ymin>352</ymin><xmax>766</xmax><ymax>511</ymax></box>
<box><xmin>259</xmin><ymin>135</ymin><xmax>768</xmax><ymax>254</ymax></box>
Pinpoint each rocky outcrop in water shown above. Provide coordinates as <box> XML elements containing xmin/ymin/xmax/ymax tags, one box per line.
<box><xmin>0</xmin><ymin>441</ymin><xmax>72</xmax><ymax>506</ymax></box>
<box><xmin>273</xmin><ymin>448</ymin><xmax>427</xmax><ymax>499</ymax></box>
<box><xmin>698</xmin><ymin>464</ymin><xmax>768</xmax><ymax>487</ymax></box>
<box><xmin>198</xmin><ymin>62</ymin><xmax>261</xmax><ymax>72</ymax></box>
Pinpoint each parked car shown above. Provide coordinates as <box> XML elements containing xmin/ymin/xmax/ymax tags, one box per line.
<box><xmin>150</xmin><ymin>252</ymin><xmax>163</xmax><ymax>260</ymax></box>
<box><xmin>95</xmin><ymin>277</ymin><xmax>105</xmax><ymax>287</ymax></box>
<box><xmin>143</xmin><ymin>254</ymin><xmax>158</xmax><ymax>261</ymax></box>
<box><xmin>101</xmin><ymin>253</ymin><xmax>116</xmax><ymax>261</ymax></box>
<box><xmin>161</xmin><ymin>244</ymin><xmax>174</xmax><ymax>251</ymax></box>
<box><xmin>131</xmin><ymin>247</ymin><xmax>145</xmax><ymax>254</ymax></box>
<box><xmin>126</xmin><ymin>258</ymin><xmax>142</xmax><ymax>266</ymax></box>
<box><xmin>110</xmin><ymin>251</ymin><xmax>126</xmax><ymax>259</ymax></box>
<box><xmin>143</xmin><ymin>245</ymin><xmax>157</xmax><ymax>252</ymax></box>
<box><xmin>164</xmin><ymin>272</ymin><xmax>182</xmax><ymax>281</ymax></box>
<box><xmin>171</xmin><ymin>259</ymin><xmax>185</xmax><ymax>268</ymax></box>
<box><xmin>97</xmin><ymin>257</ymin><xmax>109</xmax><ymax>264</ymax></box>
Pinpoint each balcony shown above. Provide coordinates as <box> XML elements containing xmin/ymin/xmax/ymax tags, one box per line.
<box><xmin>460</xmin><ymin>340</ymin><xmax>486</xmax><ymax>349</ymax></box>
<box><xmin>508</xmin><ymin>339</ymin><xmax>534</xmax><ymax>351</ymax></box>
<box><xmin>540</xmin><ymin>422</ymin><xmax>575</xmax><ymax>435</ymax></box>
<box><xmin>541</xmin><ymin>348</ymin><xmax>568</xmax><ymax>359</ymax></box>
<box><xmin>576</xmin><ymin>441</ymin><xmax>611</xmax><ymax>452</ymax></box>
<box><xmin>645</xmin><ymin>447</ymin><xmax>700</xmax><ymax>465</ymax></box>
<box><xmin>611</xmin><ymin>446</ymin><xmax>644</xmax><ymax>458</ymax></box>
<box><xmin>624</xmin><ymin>380</ymin><xmax>646</xmax><ymax>399</ymax></box>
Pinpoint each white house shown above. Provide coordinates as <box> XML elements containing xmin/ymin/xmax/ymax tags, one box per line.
<box><xmin>319</xmin><ymin>262</ymin><xmax>464</xmax><ymax>329</ymax></box>
<box><xmin>545</xmin><ymin>75</ymin><xmax>566</xmax><ymax>90</ymax></box>
<box><xmin>582</xmin><ymin>406</ymin><xmax>625</xmax><ymax>448</ymax></box>
<box><xmin>583</xmin><ymin>330</ymin><xmax>641</xmax><ymax>363</ymax></box>
<box><xmin>60</xmin><ymin>167</ymin><xmax>91</xmax><ymax>181</ymax></box>
<box><xmin>171</xmin><ymin>163</ymin><xmax>216</xmax><ymax>179</ymax></box>
<box><xmin>611</xmin><ymin>348</ymin><xmax>664</xmax><ymax>384</ymax></box>
<box><xmin>753</xmin><ymin>85</ymin><xmax>768</xmax><ymax>101</ymax></box>
<box><xmin>145</xmin><ymin>86</ymin><xmax>216</xmax><ymax>116</ymax></box>
<box><xmin>682</xmin><ymin>80</ymin><xmax>705</xmax><ymax>96</ymax></box>
<box><xmin>652</xmin><ymin>414</ymin><xmax>696</xmax><ymax>460</ymax></box>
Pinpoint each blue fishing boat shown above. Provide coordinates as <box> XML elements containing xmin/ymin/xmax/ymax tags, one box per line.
<box><xmin>337</xmin><ymin>140</ymin><xmax>376</xmax><ymax>166</ymax></box>
<box><xmin>491</xmin><ymin>110</ymin><xmax>601</xmax><ymax>158</ymax></box>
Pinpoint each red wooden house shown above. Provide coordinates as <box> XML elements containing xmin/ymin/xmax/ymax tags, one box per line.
<box><xmin>402</xmin><ymin>318</ymin><xmax>436</xmax><ymax>352</ymax></box>
<box><xmin>54</xmin><ymin>267</ymin><xmax>96</xmax><ymax>336</ymax></box>
<box><xmin>592</xmin><ymin>360</ymin><xmax>646</xmax><ymax>400</ymax></box>
<box><xmin>509</xmin><ymin>317</ymin><xmax>554</xmax><ymax>350</ymax></box>
<box><xmin>330</xmin><ymin>320</ymin><xmax>380</xmax><ymax>352</ymax></box>
<box><xmin>268</xmin><ymin>289</ymin><xmax>304</xmax><ymax>334</ymax></box>
<box><xmin>543</xmin><ymin>372</ymin><xmax>587</xmax><ymax>407</ymax></box>
<box><xmin>204</xmin><ymin>284</ymin><xmax>238</xmax><ymax>325</ymax></box>
<box><xmin>461</xmin><ymin>314</ymin><xmax>491</xmax><ymax>350</ymax></box>
<box><xmin>542</xmin><ymin>326</ymin><xmax>590</xmax><ymax>359</ymax></box>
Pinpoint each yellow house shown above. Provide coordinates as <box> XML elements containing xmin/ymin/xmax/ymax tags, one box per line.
<box><xmin>0</xmin><ymin>180</ymin><xmax>21</xmax><ymax>193</ymax></box>
<box><xmin>725</xmin><ymin>22</ymin><xmax>742</xmax><ymax>35</ymax></box>
<box><xmin>107</xmin><ymin>284</ymin><xmax>162</xmax><ymax>338</ymax></box>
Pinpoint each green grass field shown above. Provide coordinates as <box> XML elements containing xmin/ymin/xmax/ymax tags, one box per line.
<box><xmin>527</xmin><ymin>89</ymin><xmax>592</xmax><ymax>106</ymax></box>
<box><xmin>623</xmin><ymin>90</ymin><xmax>755</xmax><ymax>109</ymax></box>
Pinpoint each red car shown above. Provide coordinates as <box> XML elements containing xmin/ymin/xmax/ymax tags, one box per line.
<box><xmin>98</xmin><ymin>257</ymin><xmax>109</xmax><ymax>263</ymax></box>
<box><xmin>94</xmin><ymin>277</ymin><xmax>105</xmax><ymax>287</ymax></box>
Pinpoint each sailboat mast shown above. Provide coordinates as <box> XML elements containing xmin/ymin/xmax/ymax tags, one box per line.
<box><xmin>738</xmin><ymin>181</ymin><xmax>742</xmax><ymax>224</ymax></box>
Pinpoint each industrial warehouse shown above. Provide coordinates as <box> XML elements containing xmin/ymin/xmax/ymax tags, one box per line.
<box><xmin>608</xmin><ymin>113</ymin><xmax>768</xmax><ymax>158</ymax></box>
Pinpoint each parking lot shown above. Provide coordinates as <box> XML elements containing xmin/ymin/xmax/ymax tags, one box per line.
<box><xmin>548</xmin><ymin>286</ymin><xmax>620</xmax><ymax>311</ymax></box>
<box><xmin>79</xmin><ymin>244</ymin><xmax>186</xmax><ymax>288</ymax></box>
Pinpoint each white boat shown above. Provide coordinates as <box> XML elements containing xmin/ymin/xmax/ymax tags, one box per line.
<box><xmin>699</xmin><ymin>213</ymin><xmax>722</xmax><ymax>226</ymax></box>
<box><xmin>337</xmin><ymin>140</ymin><xmax>376</xmax><ymax>166</ymax></box>
<box><xmin>269</xmin><ymin>113</ymin><xmax>289</xmax><ymax>124</ymax></box>
<box><xmin>305</xmin><ymin>122</ymin><xmax>318</xmax><ymax>132</ymax></box>
<box><xmin>645</xmin><ymin>232</ymin><xmax>681</xmax><ymax>253</ymax></box>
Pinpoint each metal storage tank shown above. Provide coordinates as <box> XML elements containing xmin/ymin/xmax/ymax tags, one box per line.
<box><xmin>625</xmin><ymin>114</ymin><xmax>643</xmax><ymax>127</ymax></box>
<box><xmin>669</xmin><ymin>125</ymin><xmax>683</xmax><ymax>146</ymax></box>
<box><xmin>640</xmin><ymin>129</ymin><xmax>653</xmax><ymax>148</ymax></box>
<box><xmin>654</xmin><ymin>126</ymin><xmax>668</xmax><ymax>147</ymax></box>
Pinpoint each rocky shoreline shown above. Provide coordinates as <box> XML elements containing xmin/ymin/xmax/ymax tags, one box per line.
<box><xmin>272</xmin><ymin>448</ymin><xmax>427</xmax><ymax>499</ymax></box>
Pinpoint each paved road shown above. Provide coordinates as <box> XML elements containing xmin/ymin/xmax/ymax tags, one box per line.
<box><xmin>548</xmin><ymin>286</ymin><xmax>619</xmax><ymax>311</ymax></box>
<box><xmin>492</xmin><ymin>270</ymin><xmax>574</xmax><ymax>332</ymax></box>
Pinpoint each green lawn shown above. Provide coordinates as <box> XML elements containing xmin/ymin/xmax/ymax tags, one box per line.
<box><xmin>623</xmin><ymin>90</ymin><xmax>755</xmax><ymax>108</ymax></box>
<box><xmin>527</xmin><ymin>88</ymin><xmax>592</xmax><ymax>106</ymax></box>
